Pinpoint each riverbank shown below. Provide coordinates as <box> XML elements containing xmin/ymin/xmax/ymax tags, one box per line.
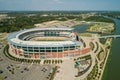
<box><xmin>100</xmin><ymin>38</ymin><xmax>113</xmax><ymax>80</ymax></box>
<box><xmin>100</xmin><ymin>16</ymin><xmax>120</xmax><ymax>80</ymax></box>
<box><xmin>87</xmin><ymin>22</ymin><xmax>115</xmax><ymax>34</ymax></box>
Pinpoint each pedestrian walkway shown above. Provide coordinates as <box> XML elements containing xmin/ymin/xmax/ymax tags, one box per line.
<box><xmin>54</xmin><ymin>59</ymin><xmax>77</xmax><ymax>80</ymax></box>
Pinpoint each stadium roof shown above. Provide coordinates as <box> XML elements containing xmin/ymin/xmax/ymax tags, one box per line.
<box><xmin>8</xmin><ymin>27</ymin><xmax>82</xmax><ymax>47</ymax></box>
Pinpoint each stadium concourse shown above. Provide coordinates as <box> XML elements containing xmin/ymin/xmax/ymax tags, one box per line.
<box><xmin>8</xmin><ymin>28</ymin><xmax>91</xmax><ymax>59</ymax></box>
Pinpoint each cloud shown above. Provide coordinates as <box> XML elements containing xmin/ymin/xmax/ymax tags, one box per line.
<box><xmin>52</xmin><ymin>0</ymin><xmax>63</xmax><ymax>4</ymax></box>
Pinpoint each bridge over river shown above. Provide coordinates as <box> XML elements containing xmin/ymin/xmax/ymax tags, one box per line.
<box><xmin>99</xmin><ymin>35</ymin><xmax>120</xmax><ymax>39</ymax></box>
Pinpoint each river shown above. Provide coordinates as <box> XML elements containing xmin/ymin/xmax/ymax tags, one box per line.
<box><xmin>103</xmin><ymin>17</ymin><xmax>120</xmax><ymax>80</ymax></box>
<box><xmin>74</xmin><ymin>18</ymin><xmax>120</xmax><ymax>80</ymax></box>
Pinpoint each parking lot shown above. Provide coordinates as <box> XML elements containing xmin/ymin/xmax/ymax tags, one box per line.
<box><xmin>0</xmin><ymin>44</ymin><xmax>54</xmax><ymax>80</ymax></box>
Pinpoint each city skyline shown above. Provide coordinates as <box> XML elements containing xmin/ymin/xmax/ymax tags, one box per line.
<box><xmin>0</xmin><ymin>0</ymin><xmax>120</xmax><ymax>11</ymax></box>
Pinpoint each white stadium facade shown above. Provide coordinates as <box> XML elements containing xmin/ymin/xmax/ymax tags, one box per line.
<box><xmin>8</xmin><ymin>28</ymin><xmax>90</xmax><ymax>59</ymax></box>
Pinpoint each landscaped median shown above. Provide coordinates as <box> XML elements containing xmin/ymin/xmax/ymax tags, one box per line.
<box><xmin>50</xmin><ymin>66</ymin><xmax>58</xmax><ymax>80</ymax></box>
<box><xmin>0</xmin><ymin>75</ymin><xmax>3</xmax><ymax>80</ymax></box>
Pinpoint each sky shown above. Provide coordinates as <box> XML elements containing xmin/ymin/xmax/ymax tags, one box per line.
<box><xmin>0</xmin><ymin>0</ymin><xmax>120</xmax><ymax>11</ymax></box>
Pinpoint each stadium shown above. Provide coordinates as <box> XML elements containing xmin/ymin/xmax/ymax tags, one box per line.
<box><xmin>8</xmin><ymin>28</ymin><xmax>90</xmax><ymax>59</ymax></box>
